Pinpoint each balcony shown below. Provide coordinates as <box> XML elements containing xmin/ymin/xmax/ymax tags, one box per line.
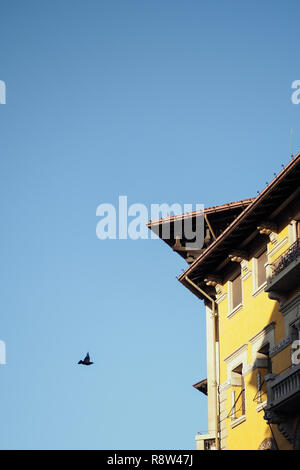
<box><xmin>265</xmin><ymin>239</ymin><xmax>300</xmax><ymax>299</ymax></box>
<box><xmin>264</xmin><ymin>363</ymin><xmax>300</xmax><ymax>443</ymax></box>
<box><xmin>265</xmin><ymin>363</ymin><xmax>300</xmax><ymax>413</ymax></box>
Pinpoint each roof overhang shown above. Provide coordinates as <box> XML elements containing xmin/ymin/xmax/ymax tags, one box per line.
<box><xmin>193</xmin><ymin>378</ymin><xmax>208</xmax><ymax>396</ymax></box>
<box><xmin>178</xmin><ymin>153</ymin><xmax>300</xmax><ymax>295</ymax></box>
<box><xmin>147</xmin><ymin>199</ymin><xmax>254</xmax><ymax>263</ymax></box>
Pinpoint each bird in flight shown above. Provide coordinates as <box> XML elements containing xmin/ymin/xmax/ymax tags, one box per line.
<box><xmin>78</xmin><ymin>352</ymin><xmax>94</xmax><ymax>366</ymax></box>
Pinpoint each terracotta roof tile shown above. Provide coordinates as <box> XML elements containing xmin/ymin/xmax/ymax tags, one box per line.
<box><xmin>147</xmin><ymin>198</ymin><xmax>255</xmax><ymax>227</ymax></box>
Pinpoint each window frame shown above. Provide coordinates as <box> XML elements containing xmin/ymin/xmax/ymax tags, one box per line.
<box><xmin>252</xmin><ymin>247</ymin><xmax>268</xmax><ymax>296</ymax></box>
<box><xmin>230</xmin><ymin>364</ymin><xmax>246</xmax><ymax>427</ymax></box>
<box><xmin>227</xmin><ymin>268</ymin><xmax>243</xmax><ymax>317</ymax></box>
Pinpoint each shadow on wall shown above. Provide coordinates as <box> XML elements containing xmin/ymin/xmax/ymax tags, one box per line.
<box><xmin>246</xmin><ymin>300</ymin><xmax>296</xmax><ymax>450</ymax></box>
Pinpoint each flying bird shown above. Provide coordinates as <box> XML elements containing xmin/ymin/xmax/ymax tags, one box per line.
<box><xmin>78</xmin><ymin>352</ymin><xmax>94</xmax><ymax>366</ymax></box>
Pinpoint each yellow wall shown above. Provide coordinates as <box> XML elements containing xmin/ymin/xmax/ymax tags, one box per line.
<box><xmin>217</xmin><ymin>224</ymin><xmax>294</xmax><ymax>449</ymax></box>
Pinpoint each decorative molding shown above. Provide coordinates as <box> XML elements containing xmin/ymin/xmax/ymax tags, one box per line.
<box><xmin>257</xmin><ymin>222</ymin><xmax>278</xmax><ymax>236</ymax></box>
<box><xmin>249</xmin><ymin>322</ymin><xmax>275</xmax><ymax>347</ymax></box>
<box><xmin>252</xmin><ymin>281</ymin><xmax>267</xmax><ymax>298</ymax></box>
<box><xmin>241</xmin><ymin>260</ymin><xmax>249</xmax><ymax>273</ymax></box>
<box><xmin>226</xmin><ymin>303</ymin><xmax>243</xmax><ymax>319</ymax></box>
<box><xmin>269</xmin><ymin>336</ymin><xmax>292</xmax><ymax>358</ymax></box>
<box><xmin>257</xmin><ymin>437</ymin><xmax>276</xmax><ymax>450</ymax></box>
<box><xmin>215</xmin><ymin>283</ymin><xmax>223</xmax><ymax>295</ymax></box>
<box><xmin>224</xmin><ymin>344</ymin><xmax>248</xmax><ymax>378</ymax></box>
<box><xmin>269</xmin><ymin>232</ymin><xmax>279</xmax><ymax>246</ymax></box>
<box><xmin>288</xmin><ymin>220</ymin><xmax>297</xmax><ymax>245</ymax></box>
<box><xmin>215</xmin><ymin>292</ymin><xmax>227</xmax><ymax>305</ymax></box>
<box><xmin>241</xmin><ymin>271</ymin><xmax>252</xmax><ymax>282</ymax></box>
<box><xmin>241</xmin><ymin>260</ymin><xmax>252</xmax><ymax>281</ymax></box>
<box><xmin>266</xmin><ymin>289</ymin><xmax>287</xmax><ymax>306</ymax></box>
<box><xmin>243</xmin><ymin>362</ymin><xmax>255</xmax><ymax>375</ymax></box>
<box><xmin>249</xmin><ymin>322</ymin><xmax>275</xmax><ymax>364</ymax></box>
<box><xmin>221</xmin><ymin>359</ymin><xmax>271</xmax><ymax>377</ymax></box>
<box><xmin>256</xmin><ymin>400</ymin><xmax>267</xmax><ymax>413</ymax></box>
<box><xmin>267</xmin><ymin>236</ymin><xmax>288</xmax><ymax>260</ymax></box>
<box><xmin>235</xmin><ymin>360</ymin><xmax>270</xmax><ymax>376</ymax></box>
<box><xmin>219</xmin><ymin>380</ymin><xmax>231</xmax><ymax>393</ymax></box>
<box><xmin>264</xmin><ymin>408</ymin><xmax>294</xmax><ymax>443</ymax></box>
<box><xmin>204</xmin><ymin>275</ymin><xmax>222</xmax><ymax>287</ymax></box>
<box><xmin>218</xmin><ymin>384</ymin><xmax>229</xmax><ymax>450</ymax></box>
<box><xmin>230</xmin><ymin>415</ymin><xmax>246</xmax><ymax>428</ymax></box>
<box><xmin>252</xmin><ymin>358</ymin><xmax>269</xmax><ymax>369</ymax></box>
<box><xmin>228</xmin><ymin>250</ymin><xmax>249</xmax><ymax>263</ymax></box>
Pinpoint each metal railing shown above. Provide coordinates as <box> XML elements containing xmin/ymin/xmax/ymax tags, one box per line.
<box><xmin>266</xmin><ymin>363</ymin><xmax>300</xmax><ymax>409</ymax></box>
<box><xmin>269</xmin><ymin>238</ymin><xmax>300</xmax><ymax>278</ymax></box>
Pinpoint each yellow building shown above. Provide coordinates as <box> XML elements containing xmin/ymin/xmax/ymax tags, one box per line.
<box><xmin>148</xmin><ymin>153</ymin><xmax>300</xmax><ymax>450</ymax></box>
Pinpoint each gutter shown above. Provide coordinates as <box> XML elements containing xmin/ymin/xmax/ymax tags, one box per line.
<box><xmin>184</xmin><ymin>275</ymin><xmax>220</xmax><ymax>450</ymax></box>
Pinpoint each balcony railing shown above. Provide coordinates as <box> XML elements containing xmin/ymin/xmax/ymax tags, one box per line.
<box><xmin>264</xmin><ymin>363</ymin><xmax>300</xmax><ymax>443</ymax></box>
<box><xmin>269</xmin><ymin>238</ymin><xmax>300</xmax><ymax>278</ymax></box>
<box><xmin>265</xmin><ymin>362</ymin><xmax>300</xmax><ymax>412</ymax></box>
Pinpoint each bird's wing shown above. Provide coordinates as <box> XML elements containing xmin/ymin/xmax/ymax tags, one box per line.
<box><xmin>84</xmin><ymin>353</ymin><xmax>90</xmax><ymax>362</ymax></box>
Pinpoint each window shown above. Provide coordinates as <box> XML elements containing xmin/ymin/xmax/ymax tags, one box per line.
<box><xmin>231</xmin><ymin>364</ymin><xmax>246</xmax><ymax>421</ymax></box>
<box><xmin>253</xmin><ymin>249</ymin><xmax>267</xmax><ymax>295</ymax></box>
<box><xmin>255</xmin><ymin>345</ymin><xmax>271</xmax><ymax>404</ymax></box>
<box><xmin>228</xmin><ymin>269</ymin><xmax>243</xmax><ymax>317</ymax></box>
<box><xmin>256</xmin><ymin>250</ymin><xmax>267</xmax><ymax>288</ymax></box>
<box><xmin>257</xmin><ymin>344</ymin><xmax>272</xmax><ymax>373</ymax></box>
<box><xmin>231</xmin><ymin>272</ymin><xmax>242</xmax><ymax>310</ymax></box>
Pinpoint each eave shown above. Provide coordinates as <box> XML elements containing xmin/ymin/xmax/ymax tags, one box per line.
<box><xmin>147</xmin><ymin>198</ymin><xmax>254</xmax><ymax>263</ymax></box>
<box><xmin>178</xmin><ymin>153</ymin><xmax>300</xmax><ymax>295</ymax></box>
<box><xmin>193</xmin><ymin>378</ymin><xmax>208</xmax><ymax>396</ymax></box>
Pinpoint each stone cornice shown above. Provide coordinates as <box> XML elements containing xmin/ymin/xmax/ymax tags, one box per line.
<box><xmin>224</xmin><ymin>344</ymin><xmax>248</xmax><ymax>365</ymax></box>
<box><xmin>268</xmin><ymin>236</ymin><xmax>288</xmax><ymax>260</ymax></box>
<box><xmin>249</xmin><ymin>322</ymin><xmax>276</xmax><ymax>346</ymax></box>
<box><xmin>269</xmin><ymin>336</ymin><xmax>293</xmax><ymax>358</ymax></box>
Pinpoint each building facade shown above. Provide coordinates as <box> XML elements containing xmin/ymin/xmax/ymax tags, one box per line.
<box><xmin>148</xmin><ymin>153</ymin><xmax>300</xmax><ymax>450</ymax></box>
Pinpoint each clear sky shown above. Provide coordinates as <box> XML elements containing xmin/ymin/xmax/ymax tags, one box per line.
<box><xmin>0</xmin><ymin>0</ymin><xmax>299</xmax><ymax>450</ymax></box>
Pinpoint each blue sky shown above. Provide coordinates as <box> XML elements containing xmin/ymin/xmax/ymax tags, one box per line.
<box><xmin>0</xmin><ymin>0</ymin><xmax>299</xmax><ymax>449</ymax></box>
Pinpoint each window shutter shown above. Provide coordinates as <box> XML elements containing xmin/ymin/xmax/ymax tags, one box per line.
<box><xmin>232</xmin><ymin>274</ymin><xmax>242</xmax><ymax>309</ymax></box>
<box><xmin>257</xmin><ymin>251</ymin><xmax>267</xmax><ymax>287</ymax></box>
